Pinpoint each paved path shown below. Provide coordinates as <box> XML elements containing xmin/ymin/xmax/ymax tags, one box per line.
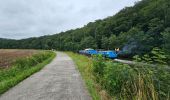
<box><xmin>0</xmin><ymin>52</ymin><xmax>91</xmax><ymax>100</ymax></box>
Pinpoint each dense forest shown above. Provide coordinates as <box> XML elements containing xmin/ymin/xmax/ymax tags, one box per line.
<box><xmin>0</xmin><ymin>0</ymin><xmax>170</xmax><ymax>58</ymax></box>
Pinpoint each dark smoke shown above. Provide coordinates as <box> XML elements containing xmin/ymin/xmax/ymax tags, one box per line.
<box><xmin>118</xmin><ymin>41</ymin><xmax>138</xmax><ymax>58</ymax></box>
<box><xmin>122</xmin><ymin>42</ymin><xmax>137</xmax><ymax>54</ymax></box>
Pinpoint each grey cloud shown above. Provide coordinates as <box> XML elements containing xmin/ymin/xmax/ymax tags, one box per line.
<box><xmin>0</xmin><ymin>0</ymin><xmax>140</xmax><ymax>39</ymax></box>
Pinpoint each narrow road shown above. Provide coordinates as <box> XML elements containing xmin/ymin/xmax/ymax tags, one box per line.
<box><xmin>0</xmin><ymin>52</ymin><xmax>91</xmax><ymax>100</ymax></box>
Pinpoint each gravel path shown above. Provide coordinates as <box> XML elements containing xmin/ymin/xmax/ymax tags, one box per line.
<box><xmin>0</xmin><ymin>52</ymin><xmax>91</xmax><ymax>100</ymax></box>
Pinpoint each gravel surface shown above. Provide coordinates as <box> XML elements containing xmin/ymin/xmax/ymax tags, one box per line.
<box><xmin>0</xmin><ymin>52</ymin><xmax>91</xmax><ymax>100</ymax></box>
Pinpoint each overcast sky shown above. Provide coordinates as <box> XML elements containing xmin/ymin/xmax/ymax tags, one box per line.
<box><xmin>0</xmin><ymin>0</ymin><xmax>140</xmax><ymax>39</ymax></box>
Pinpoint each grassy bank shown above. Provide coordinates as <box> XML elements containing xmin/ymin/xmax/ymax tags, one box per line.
<box><xmin>93</xmin><ymin>55</ymin><xmax>170</xmax><ymax>100</ymax></box>
<box><xmin>0</xmin><ymin>51</ymin><xmax>56</xmax><ymax>94</ymax></box>
<box><xmin>67</xmin><ymin>52</ymin><xmax>170</xmax><ymax>100</ymax></box>
<box><xmin>66</xmin><ymin>52</ymin><xmax>109</xmax><ymax>100</ymax></box>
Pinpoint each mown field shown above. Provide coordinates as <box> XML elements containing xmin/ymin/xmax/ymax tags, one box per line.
<box><xmin>67</xmin><ymin>52</ymin><xmax>170</xmax><ymax>100</ymax></box>
<box><xmin>0</xmin><ymin>49</ymin><xmax>38</xmax><ymax>69</ymax></box>
<box><xmin>0</xmin><ymin>49</ymin><xmax>56</xmax><ymax>94</ymax></box>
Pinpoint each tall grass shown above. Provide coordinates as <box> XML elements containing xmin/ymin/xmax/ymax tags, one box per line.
<box><xmin>67</xmin><ymin>52</ymin><xmax>169</xmax><ymax>100</ymax></box>
<box><xmin>92</xmin><ymin>55</ymin><xmax>169</xmax><ymax>100</ymax></box>
<box><xmin>0</xmin><ymin>51</ymin><xmax>56</xmax><ymax>94</ymax></box>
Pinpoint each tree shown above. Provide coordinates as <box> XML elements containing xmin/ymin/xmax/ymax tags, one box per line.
<box><xmin>0</xmin><ymin>0</ymin><xmax>169</xmax><ymax>58</ymax></box>
<box><xmin>108</xmin><ymin>35</ymin><xmax>118</xmax><ymax>49</ymax></box>
<box><xmin>122</xmin><ymin>28</ymin><xmax>152</xmax><ymax>55</ymax></box>
<box><xmin>80</xmin><ymin>36</ymin><xmax>97</xmax><ymax>49</ymax></box>
<box><xmin>161</xmin><ymin>28</ymin><xmax>170</xmax><ymax>54</ymax></box>
<box><xmin>101</xmin><ymin>37</ymin><xmax>109</xmax><ymax>49</ymax></box>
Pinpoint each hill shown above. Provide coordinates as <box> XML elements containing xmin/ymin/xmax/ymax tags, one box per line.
<box><xmin>0</xmin><ymin>0</ymin><xmax>170</xmax><ymax>57</ymax></box>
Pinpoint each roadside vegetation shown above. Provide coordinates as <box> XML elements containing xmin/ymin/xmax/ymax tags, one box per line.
<box><xmin>66</xmin><ymin>52</ymin><xmax>102</xmax><ymax>100</ymax></box>
<box><xmin>0</xmin><ymin>50</ymin><xmax>56</xmax><ymax>94</ymax></box>
<box><xmin>67</xmin><ymin>52</ymin><xmax>170</xmax><ymax>100</ymax></box>
<box><xmin>93</xmin><ymin>55</ymin><xmax>169</xmax><ymax>100</ymax></box>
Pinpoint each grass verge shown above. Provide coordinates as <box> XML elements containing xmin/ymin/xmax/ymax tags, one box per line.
<box><xmin>67</xmin><ymin>52</ymin><xmax>170</xmax><ymax>100</ymax></box>
<box><xmin>66</xmin><ymin>52</ymin><xmax>107</xmax><ymax>100</ymax></box>
<box><xmin>0</xmin><ymin>51</ymin><xmax>56</xmax><ymax>94</ymax></box>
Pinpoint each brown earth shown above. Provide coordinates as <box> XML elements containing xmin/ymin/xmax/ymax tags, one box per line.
<box><xmin>0</xmin><ymin>49</ymin><xmax>39</xmax><ymax>69</ymax></box>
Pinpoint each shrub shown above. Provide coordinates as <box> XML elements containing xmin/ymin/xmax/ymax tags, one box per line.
<box><xmin>133</xmin><ymin>48</ymin><xmax>168</xmax><ymax>65</ymax></box>
<box><xmin>91</xmin><ymin>56</ymin><xmax>165</xmax><ymax>100</ymax></box>
<box><xmin>103</xmin><ymin>63</ymin><xmax>134</xmax><ymax>95</ymax></box>
<box><xmin>92</xmin><ymin>55</ymin><xmax>106</xmax><ymax>80</ymax></box>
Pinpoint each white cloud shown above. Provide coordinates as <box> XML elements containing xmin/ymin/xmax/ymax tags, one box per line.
<box><xmin>0</xmin><ymin>0</ymin><xmax>140</xmax><ymax>39</ymax></box>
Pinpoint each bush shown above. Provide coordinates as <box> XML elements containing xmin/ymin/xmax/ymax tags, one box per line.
<box><xmin>92</xmin><ymin>55</ymin><xmax>106</xmax><ymax>80</ymax></box>
<box><xmin>103</xmin><ymin>63</ymin><xmax>135</xmax><ymax>95</ymax></box>
<box><xmin>133</xmin><ymin>47</ymin><xmax>168</xmax><ymax>65</ymax></box>
<box><xmin>92</xmin><ymin>56</ymin><xmax>170</xmax><ymax>100</ymax></box>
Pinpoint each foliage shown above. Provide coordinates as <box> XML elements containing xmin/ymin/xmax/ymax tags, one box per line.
<box><xmin>108</xmin><ymin>35</ymin><xmax>118</xmax><ymax>49</ymax></box>
<box><xmin>0</xmin><ymin>0</ymin><xmax>170</xmax><ymax>58</ymax></box>
<box><xmin>0</xmin><ymin>51</ymin><xmax>55</xmax><ymax>94</ymax></box>
<box><xmin>161</xmin><ymin>28</ymin><xmax>170</xmax><ymax>55</ymax></box>
<box><xmin>92</xmin><ymin>55</ymin><xmax>170</xmax><ymax>100</ymax></box>
<box><xmin>150</xmin><ymin>48</ymin><xmax>167</xmax><ymax>64</ymax></box>
<box><xmin>133</xmin><ymin>47</ymin><xmax>168</xmax><ymax>64</ymax></box>
<box><xmin>92</xmin><ymin>55</ymin><xmax>106</xmax><ymax>79</ymax></box>
<box><xmin>80</xmin><ymin>36</ymin><xmax>97</xmax><ymax>49</ymax></box>
<box><xmin>161</xmin><ymin>28</ymin><xmax>170</xmax><ymax>64</ymax></box>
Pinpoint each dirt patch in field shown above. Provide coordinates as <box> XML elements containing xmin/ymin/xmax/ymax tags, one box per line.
<box><xmin>0</xmin><ymin>49</ymin><xmax>39</xmax><ymax>69</ymax></box>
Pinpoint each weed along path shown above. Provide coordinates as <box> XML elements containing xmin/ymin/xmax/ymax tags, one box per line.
<box><xmin>0</xmin><ymin>52</ymin><xmax>91</xmax><ymax>100</ymax></box>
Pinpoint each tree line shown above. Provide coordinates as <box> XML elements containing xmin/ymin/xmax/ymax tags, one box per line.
<box><xmin>0</xmin><ymin>0</ymin><xmax>170</xmax><ymax>58</ymax></box>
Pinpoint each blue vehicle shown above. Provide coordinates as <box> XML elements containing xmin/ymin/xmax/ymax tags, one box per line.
<box><xmin>98</xmin><ymin>51</ymin><xmax>117</xmax><ymax>59</ymax></box>
<box><xmin>79</xmin><ymin>48</ymin><xmax>98</xmax><ymax>55</ymax></box>
<box><xmin>79</xmin><ymin>49</ymin><xmax>118</xmax><ymax>59</ymax></box>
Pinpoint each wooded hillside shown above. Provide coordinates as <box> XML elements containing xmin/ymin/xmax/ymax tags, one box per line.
<box><xmin>0</xmin><ymin>0</ymin><xmax>170</xmax><ymax>57</ymax></box>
